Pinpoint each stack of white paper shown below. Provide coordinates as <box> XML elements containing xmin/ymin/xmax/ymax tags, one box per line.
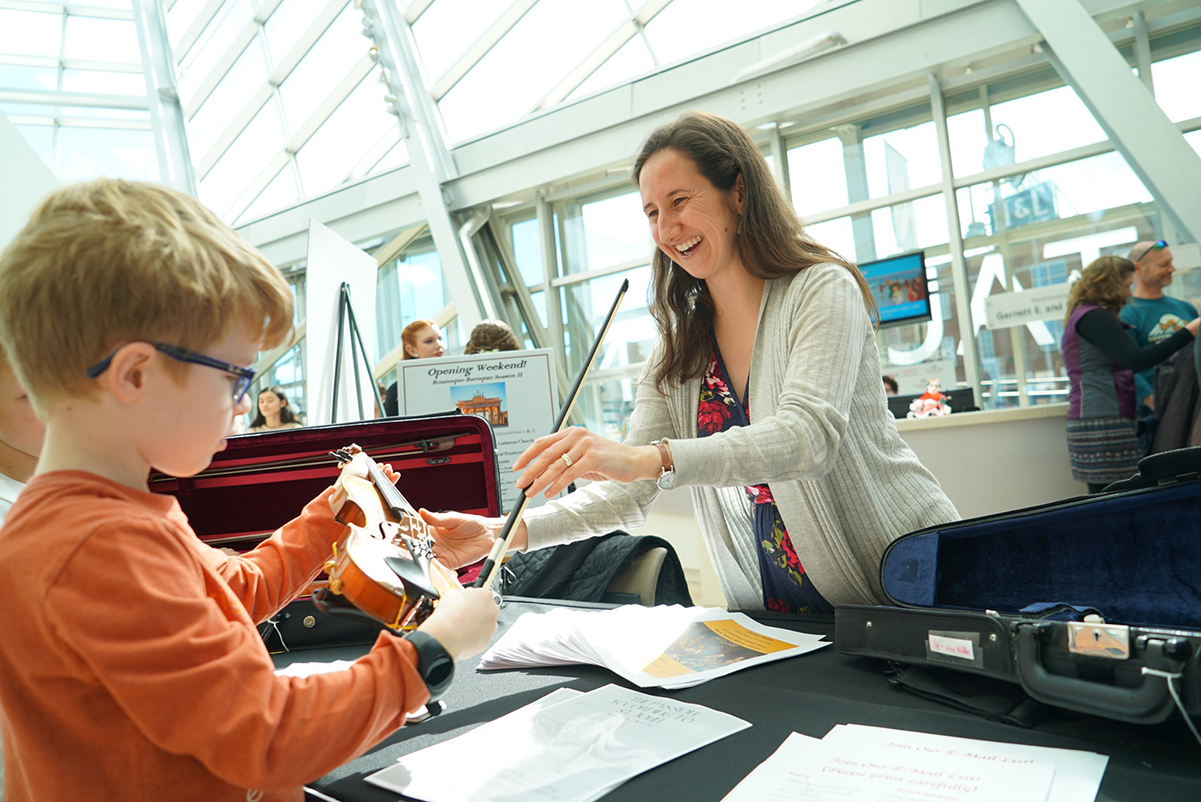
<box><xmin>365</xmin><ymin>683</ymin><xmax>750</xmax><ymax>802</ymax></box>
<box><xmin>722</xmin><ymin>724</ymin><xmax>1109</xmax><ymax>802</ymax></box>
<box><xmin>479</xmin><ymin>604</ymin><xmax>828</xmax><ymax>689</ymax></box>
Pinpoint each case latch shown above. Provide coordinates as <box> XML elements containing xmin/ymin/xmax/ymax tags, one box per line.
<box><xmin>1067</xmin><ymin>621</ymin><xmax>1130</xmax><ymax>659</ymax></box>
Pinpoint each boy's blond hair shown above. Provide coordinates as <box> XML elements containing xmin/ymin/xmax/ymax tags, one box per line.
<box><xmin>0</xmin><ymin>179</ymin><xmax>293</xmax><ymax>407</ymax></box>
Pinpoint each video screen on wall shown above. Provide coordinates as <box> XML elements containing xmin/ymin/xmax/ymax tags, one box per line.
<box><xmin>860</xmin><ymin>251</ymin><xmax>932</xmax><ymax>328</ymax></box>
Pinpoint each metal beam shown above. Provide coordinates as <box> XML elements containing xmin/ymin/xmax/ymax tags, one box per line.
<box><xmin>0</xmin><ymin>89</ymin><xmax>148</xmax><ymax>109</ymax></box>
<box><xmin>928</xmin><ymin>72</ymin><xmax>982</xmax><ymax>408</ymax></box>
<box><xmin>363</xmin><ymin>0</ymin><xmax>484</xmax><ymax>330</ymax></box>
<box><xmin>430</xmin><ymin>0</ymin><xmax>538</xmax><ymax>102</ymax></box>
<box><xmin>1015</xmin><ymin>0</ymin><xmax>1201</xmax><ymax>241</ymax></box>
<box><xmin>403</xmin><ymin>0</ymin><xmax>434</xmax><ymax>26</ymax></box>
<box><xmin>221</xmin><ymin>53</ymin><xmax>374</xmax><ymax>221</ymax></box>
<box><xmin>173</xmin><ymin>0</ymin><xmax>225</xmax><ymax>65</ymax></box>
<box><xmin>130</xmin><ymin>0</ymin><xmax>195</xmax><ymax>193</ymax></box>
<box><xmin>182</xmin><ymin>0</ymin><xmax>283</xmax><ymax>119</ymax></box>
<box><xmin>196</xmin><ymin>0</ymin><xmax>347</xmax><ymax>178</ymax></box>
<box><xmin>531</xmin><ymin>0</ymin><xmax>672</xmax><ymax>112</ymax></box>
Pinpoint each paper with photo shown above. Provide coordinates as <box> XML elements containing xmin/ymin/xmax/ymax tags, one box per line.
<box><xmin>479</xmin><ymin>604</ymin><xmax>828</xmax><ymax>689</ymax></box>
<box><xmin>721</xmin><ymin>731</ymin><xmax>1055</xmax><ymax>802</ymax></box>
<box><xmin>366</xmin><ymin>684</ymin><xmax>750</xmax><ymax>802</ymax></box>
<box><xmin>822</xmin><ymin>725</ymin><xmax>1106</xmax><ymax>802</ymax></box>
<box><xmin>397</xmin><ymin>348</ymin><xmax>558</xmax><ymax>513</ymax></box>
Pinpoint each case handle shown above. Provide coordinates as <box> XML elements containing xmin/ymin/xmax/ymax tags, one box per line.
<box><xmin>1016</xmin><ymin>624</ymin><xmax>1177</xmax><ymax>723</ymax></box>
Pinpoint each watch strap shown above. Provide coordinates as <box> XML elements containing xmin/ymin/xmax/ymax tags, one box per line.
<box><xmin>405</xmin><ymin>630</ymin><xmax>455</xmax><ymax>702</ymax></box>
<box><xmin>651</xmin><ymin>439</ymin><xmax>674</xmax><ymax>471</ymax></box>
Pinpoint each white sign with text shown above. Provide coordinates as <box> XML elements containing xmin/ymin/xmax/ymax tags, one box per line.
<box><xmin>398</xmin><ymin>349</ymin><xmax>558</xmax><ymax>513</ymax></box>
<box><xmin>984</xmin><ymin>283</ymin><xmax>1069</xmax><ymax>330</ymax></box>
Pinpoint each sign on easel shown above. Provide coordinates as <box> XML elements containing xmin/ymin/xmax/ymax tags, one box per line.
<box><xmin>397</xmin><ymin>349</ymin><xmax>559</xmax><ymax>513</ymax></box>
<box><xmin>304</xmin><ymin>219</ymin><xmax>378</xmax><ymax>425</ymax></box>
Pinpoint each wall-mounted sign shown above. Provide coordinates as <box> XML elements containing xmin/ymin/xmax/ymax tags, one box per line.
<box><xmin>990</xmin><ymin>181</ymin><xmax>1057</xmax><ymax>231</ymax></box>
<box><xmin>984</xmin><ymin>283</ymin><xmax>1069</xmax><ymax>330</ymax></box>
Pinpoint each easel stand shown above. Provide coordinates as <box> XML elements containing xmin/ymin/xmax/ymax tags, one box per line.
<box><xmin>330</xmin><ymin>282</ymin><xmax>385</xmax><ymax>424</ymax></box>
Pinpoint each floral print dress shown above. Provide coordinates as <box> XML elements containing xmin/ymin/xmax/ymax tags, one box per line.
<box><xmin>697</xmin><ymin>342</ymin><xmax>833</xmax><ymax>614</ymax></box>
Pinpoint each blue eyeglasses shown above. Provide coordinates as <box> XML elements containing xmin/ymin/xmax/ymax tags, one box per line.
<box><xmin>86</xmin><ymin>342</ymin><xmax>256</xmax><ymax>403</ymax></box>
<box><xmin>1132</xmin><ymin>240</ymin><xmax>1168</xmax><ymax>263</ymax></box>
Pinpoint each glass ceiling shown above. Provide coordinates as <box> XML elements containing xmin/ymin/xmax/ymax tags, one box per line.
<box><xmin>0</xmin><ymin>0</ymin><xmax>820</xmax><ymax>223</ymax></box>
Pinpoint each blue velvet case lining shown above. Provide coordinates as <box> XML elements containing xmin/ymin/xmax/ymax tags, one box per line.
<box><xmin>881</xmin><ymin>483</ymin><xmax>1201</xmax><ymax>628</ymax></box>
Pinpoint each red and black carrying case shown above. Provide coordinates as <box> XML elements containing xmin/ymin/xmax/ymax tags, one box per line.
<box><xmin>150</xmin><ymin>413</ymin><xmax>500</xmax><ymax>652</ymax></box>
<box><xmin>836</xmin><ymin>447</ymin><xmax>1201</xmax><ymax>726</ymax></box>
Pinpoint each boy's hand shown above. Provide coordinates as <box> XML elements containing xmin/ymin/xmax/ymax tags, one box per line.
<box><xmin>417</xmin><ymin>588</ymin><xmax>499</xmax><ymax>661</ymax></box>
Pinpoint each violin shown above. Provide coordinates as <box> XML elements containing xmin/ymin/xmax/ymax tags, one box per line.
<box><xmin>312</xmin><ymin>445</ymin><xmax>461</xmax><ymax>631</ymax></box>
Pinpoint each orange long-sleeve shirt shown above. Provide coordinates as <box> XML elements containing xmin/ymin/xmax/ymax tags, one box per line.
<box><xmin>0</xmin><ymin>471</ymin><xmax>429</xmax><ymax>801</ymax></box>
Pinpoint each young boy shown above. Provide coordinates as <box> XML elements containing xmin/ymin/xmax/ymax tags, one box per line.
<box><xmin>0</xmin><ymin>179</ymin><xmax>500</xmax><ymax>801</ymax></box>
<box><xmin>0</xmin><ymin>353</ymin><xmax>44</xmax><ymax>523</ymax></box>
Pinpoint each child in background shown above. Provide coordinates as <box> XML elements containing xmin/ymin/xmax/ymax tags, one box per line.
<box><xmin>0</xmin><ymin>179</ymin><xmax>499</xmax><ymax>802</ymax></box>
<box><xmin>0</xmin><ymin>354</ymin><xmax>44</xmax><ymax>523</ymax></box>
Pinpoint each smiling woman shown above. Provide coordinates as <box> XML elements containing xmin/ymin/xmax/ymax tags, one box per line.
<box><xmin>421</xmin><ymin>111</ymin><xmax>961</xmax><ymax>614</ymax></box>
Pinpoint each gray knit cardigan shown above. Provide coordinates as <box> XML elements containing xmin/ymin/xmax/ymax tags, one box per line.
<box><xmin>524</xmin><ymin>262</ymin><xmax>960</xmax><ymax>609</ymax></box>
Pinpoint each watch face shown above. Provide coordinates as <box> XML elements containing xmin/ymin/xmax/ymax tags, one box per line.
<box><xmin>657</xmin><ymin>470</ymin><xmax>676</xmax><ymax>491</ymax></box>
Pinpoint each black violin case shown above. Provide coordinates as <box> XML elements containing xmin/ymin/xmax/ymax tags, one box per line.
<box><xmin>835</xmin><ymin>447</ymin><xmax>1201</xmax><ymax>726</ymax></box>
<box><xmin>150</xmin><ymin>413</ymin><xmax>500</xmax><ymax>652</ymax></box>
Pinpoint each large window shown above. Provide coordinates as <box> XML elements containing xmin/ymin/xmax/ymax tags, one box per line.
<box><xmin>169</xmin><ymin>0</ymin><xmax>407</xmax><ymax>223</ymax></box>
<box><xmin>2</xmin><ymin>1</ymin><xmax>159</xmax><ymax>182</ymax></box>
<box><xmin>376</xmin><ymin>236</ymin><xmax>449</xmax><ymax>363</ymax></box>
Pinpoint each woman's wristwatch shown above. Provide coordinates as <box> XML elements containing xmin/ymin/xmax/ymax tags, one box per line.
<box><xmin>652</xmin><ymin>439</ymin><xmax>676</xmax><ymax>490</ymax></box>
<box><xmin>405</xmin><ymin>631</ymin><xmax>455</xmax><ymax>701</ymax></box>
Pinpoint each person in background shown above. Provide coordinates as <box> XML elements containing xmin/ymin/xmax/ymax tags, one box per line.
<box><xmin>0</xmin><ymin>178</ymin><xmax>499</xmax><ymax>801</ymax></box>
<box><xmin>421</xmin><ymin>111</ymin><xmax>958</xmax><ymax>613</ymax></box>
<box><xmin>881</xmin><ymin>375</ymin><xmax>898</xmax><ymax>396</ymax></box>
<box><xmin>464</xmin><ymin>319</ymin><xmax>521</xmax><ymax>355</ymax></box>
<box><xmin>0</xmin><ymin>352</ymin><xmax>44</xmax><ymax>525</ymax></box>
<box><xmin>246</xmin><ymin>385</ymin><xmax>303</xmax><ymax>433</ymax></box>
<box><xmin>374</xmin><ymin>381</ymin><xmax>388</xmax><ymax>418</ymax></box>
<box><xmin>1062</xmin><ymin>255</ymin><xmax>1198</xmax><ymax>493</ymax></box>
<box><xmin>384</xmin><ymin>319</ymin><xmax>446</xmax><ymax>416</ymax></box>
<box><xmin>1119</xmin><ymin>240</ymin><xmax>1198</xmax><ymax>449</ymax></box>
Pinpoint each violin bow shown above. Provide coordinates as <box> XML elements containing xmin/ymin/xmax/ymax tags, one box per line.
<box><xmin>472</xmin><ymin>278</ymin><xmax>629</xmax><ymax>590</ymax></box>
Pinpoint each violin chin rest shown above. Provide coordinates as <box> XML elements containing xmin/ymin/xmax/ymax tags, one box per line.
<box><xmin>384</xmin><ymin>556</ymin><xmax>439</xmax><ymax>601</ymax></box>
<box><xmin>311</xmin><ymin>588</ymin><xmax>391</xmax><ymax>631</ymax></box>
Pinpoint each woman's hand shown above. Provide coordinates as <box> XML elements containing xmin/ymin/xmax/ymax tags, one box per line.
<box><xmin>513</xmin><ymin>427</ymin><xmax>662</xmax><ymax>498</ymax></box>
<box><xmin>419</xmin><ymin>509</ymin><xmax>528</xmax><ymax>568</ymax></box>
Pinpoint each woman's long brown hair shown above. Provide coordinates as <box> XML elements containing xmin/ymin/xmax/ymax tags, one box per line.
<box><xmin>1064</xmin><ymin>256</ymin><xmax>1135</xmax><ymax>323</ymax></box>
<box><xmin>632</xmin><ymin>111</ymin><xmax>876</xmax><ymax>392</ymax></box>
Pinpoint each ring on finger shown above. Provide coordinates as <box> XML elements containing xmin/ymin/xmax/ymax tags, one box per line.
<box><xmin>561</xmin><ymin>453</ymin><xmax>574</xmax><ymax>468</ymax></box>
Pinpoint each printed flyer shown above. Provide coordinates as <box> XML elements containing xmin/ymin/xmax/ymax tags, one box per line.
<box><xmin>398</xmin><ymin>348</ymin><xmax>559</xmax><ymax>512</ymax></box>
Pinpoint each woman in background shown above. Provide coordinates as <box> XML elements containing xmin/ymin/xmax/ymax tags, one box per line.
<box><xmin>1062</xmin><ymin>255</ymin><xmax>1197</xmax><ymax>493</ymax></box>
<box><xmin>384</xmin><ymin>319</ymin><xmax>446</xmax><ymax>416</ymax></box>
<box><xmin>465</xmin><ymin>319</ymin><xmax>520</xmax><ymax>355</ymax></box>
<box><xmin>246</xmin><ymin>385</ymin><xmax>303</xmax><ymax>433</ymax></box>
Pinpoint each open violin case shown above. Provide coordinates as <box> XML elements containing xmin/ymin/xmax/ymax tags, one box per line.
<box><xmin>150</xmin><ymin>413</ymin><xmax>500</xmax><ymax>652</ymax></box>
<box><xmin>835</xmin><ymin>447</ymin><xmax>1201</xmax><ymax>726</ymax></box>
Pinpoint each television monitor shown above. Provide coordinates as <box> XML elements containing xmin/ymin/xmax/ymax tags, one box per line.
<box><xmin>859</xmin><ymin>251</ymin><xmax>932</xmax><ymax>328</ymax></box>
